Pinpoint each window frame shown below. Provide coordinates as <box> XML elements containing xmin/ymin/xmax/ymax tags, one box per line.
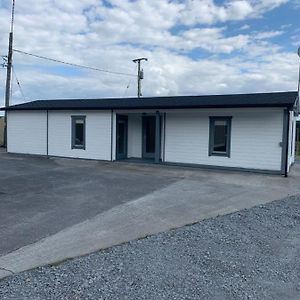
<box><xmin>71</xmin><ymin>116</ymin><xmax>86</xmax><ymax>150</ymax></box>
<box><xmin>209</xmin><ymin>116</ymin><xmax>232</xmax><ymax>157</ymax></box>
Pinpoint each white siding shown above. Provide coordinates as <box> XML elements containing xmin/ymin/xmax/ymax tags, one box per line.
<box><xmin>7</xmin><ymin>111</ymin><xmax>47</xmax><ymax>155</ymax></box>
<box><xmin>127</xmin><ymin>115</ymin><xmax>142</xmax><ymax>158</ymax></box>
<box><xmin>164</xmin><ymin>108</ymin><xmax>284</xmax><ymax>171</ymax></box>
<box><xmin>7</xmin><ymin>107</ymin><xmax>287</xmax><ymax>173</ymax></box>
<box><xmin>48</xmin><ymin>111</ymin><xmax>111</xmax><ymax>160</ymax></box>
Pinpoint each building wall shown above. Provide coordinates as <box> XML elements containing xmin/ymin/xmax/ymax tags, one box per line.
<box><xmin>127</xmin><ymin>114</ymin><xmax>142</xmax><ymax>158</ymax></box>
<box><xmin>48</xmin><ymin>110</ymin><xmax>112</xmax><ymax>160</ymax></box>
<box><xmin>0</xmin><ymin>117</ymin><xmax>4</xmax><ymax>146</ymax></box>
<box><xmin>7</xmin><ymin>110</ymin><xmax>112</xmax><ymax>160</ymax></box>
<box><xmin>7</xmin><ymin>111</ymin><xmax>47</xmax><ymax>155</ymax></box>
<box><xmin>6</xmin><ymin>107</ymin><xmax>289</xmax><ymax>173</ymax></box>
<box><xmin>164</xmin><ymin>108</ymin><xmax>284</xmax><ymax>172</ymax></box>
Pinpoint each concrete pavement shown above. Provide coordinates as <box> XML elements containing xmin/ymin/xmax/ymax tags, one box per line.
<box><xmin>0</xmin><ymin>150</ymin><xmax>177</xmax><ymax>256</ymax></box>
<box><xmin>1</xmin><ymin>157</ymin><xmax>299</xmax><ymax>279</ymax></box>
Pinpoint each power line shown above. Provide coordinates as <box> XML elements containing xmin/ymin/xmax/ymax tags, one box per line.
<box><xmin>12</xmin><ymin>66</ymin><xmax>26</xmax><ymax>101</ymax></box>
<box><xmin>123</xmin><ymin>65</ymin><xmax>137</xmax><ymax>97</ymax></box>
<box><xmin>13</xmin><ymin>49</ymin><xmax>136</xmax><ymax>78</ymax></box>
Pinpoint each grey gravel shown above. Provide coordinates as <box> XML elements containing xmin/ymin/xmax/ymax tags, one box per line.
<box><xmin>1</xmin><ymin>195</ymin><xmax>300</xmax><ymax>300</ymax></box>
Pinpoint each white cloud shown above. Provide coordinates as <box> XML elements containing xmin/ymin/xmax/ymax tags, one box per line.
<box><xmin>240</xmin><ymin>24</ymin><xmax>251</xmax><ymax>30</ymax></box>
<box><xmin>254</xmin><ymin>30</ymin><xmax>284</xmax><ymax>39</ymax></box>
<box><xmin>0</xmin><ymin>0</ymin><xmax>298</xmax><ymax>110</ymax></box>
<box><xmin>293</xmin><ymin>0</ymin><xmax>300</xmax><ymax>8</ymax></box>
<box><xmin>179</xmin><ymin>0</ymin><xmax>253</xmax><ymax>25</ymax></box>
<box><xmin>178</xmin><ymin>28</ymin><xmax>249</xmax><ymax>53</ymax></box>
<box><xmin>178</xmin><ymin>0</ymin><xmax>288</xmax><ymax>26</ymax></box>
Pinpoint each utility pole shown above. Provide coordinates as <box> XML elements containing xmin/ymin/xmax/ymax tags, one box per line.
<box><xmin>3</xmin><ymin>0</ymin><xmax>15</xmax><ymax>148</ymax></box>
<box><xmin>295</xmin><ymin>47</ymin><xmax>300</xmax><ymax>114</ymax></box>
<box><xmin>297</xmin><ymin>47</ymin><xmax>300</xmax><ymax>96</ymax></box>
<box><xmin>132</xmin><ymin>57</ymin><xmax>147</xmax><ymax>98</ymax></box>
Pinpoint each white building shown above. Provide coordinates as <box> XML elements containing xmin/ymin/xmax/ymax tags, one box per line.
<box><xmin>1</xmin><ymin>91</ymin><xmax>298</xmax><ymax>175</ymax></box>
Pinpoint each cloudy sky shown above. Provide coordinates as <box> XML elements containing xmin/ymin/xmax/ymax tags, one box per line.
<box><xmin>0</xmin><ymin>0</ymin><xmax>300</xmax><ymax>106</ymax></box>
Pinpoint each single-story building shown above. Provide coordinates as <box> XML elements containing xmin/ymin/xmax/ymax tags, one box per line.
<box><xmin>1</xmin><ymin>91</ymin><xmax>298</xmax><ymax>175</ymax></box>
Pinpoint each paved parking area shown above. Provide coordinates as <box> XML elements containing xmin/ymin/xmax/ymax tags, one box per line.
<box><xmin>0</xmin><ymin>150</ymin><xmax>177</xmax><ymax>256</ymax></box>
<box><xmin>0</xmin><ymin>149</ymin><xmax>300</xmax><ymax>279</ymax></box>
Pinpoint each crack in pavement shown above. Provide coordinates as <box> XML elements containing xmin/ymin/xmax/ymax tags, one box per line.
<box><xmin>0</xmin><ymin>266</ymin><xmax>14</xmax><ymax>275</ymax></box>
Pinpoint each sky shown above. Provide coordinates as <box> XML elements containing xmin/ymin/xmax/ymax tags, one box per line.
<box><xmin>0</xmin><ymin>0</ymin><xmax>300</xmax><ymax>107</ymax></box>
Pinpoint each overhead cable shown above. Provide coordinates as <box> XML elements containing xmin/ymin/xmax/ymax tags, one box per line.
<box><xmin>13</xmin><ymin>49</ymin><xmax>136</xmax><ymax>78</ymax></box>
<box><xmin>12</xmin><ymin>65</ymin><xmax>26</xmax><ymax>101</ymax></box>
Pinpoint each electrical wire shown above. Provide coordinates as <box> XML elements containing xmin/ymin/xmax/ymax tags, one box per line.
<box><xmin>13</xmin><ymin>49</ymin><xmax>136</xmax><ymax>78</ymax></box>
<box><xmin>12</xmin><ymin>66</ymin><xmax>26</xmax><ymax>101</ymax></box>
<box><xmin>123</xmin><ymin>77</ymin><xmax>133</xmax><ymax>97</ymax></box>
<box><xmin>123</xmin><ymin>65</ymin><xmax>137</xmax><ymax>97</ymax></box>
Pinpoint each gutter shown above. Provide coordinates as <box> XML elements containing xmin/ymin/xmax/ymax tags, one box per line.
<box><xmin>0</xmin><ymin>104</ymin><xmax>296</xmax><ymax>112</ymax></box>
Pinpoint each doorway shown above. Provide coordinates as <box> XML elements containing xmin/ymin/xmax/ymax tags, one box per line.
<box><xmin>116</xmin><ymin>115</ymin><xmax>128</xmax><ymax>160</ymax></box>
<box><xmin>142</xmin><ymin>116</ymin><xmax>156</xmax><ymax>159</ymax></box>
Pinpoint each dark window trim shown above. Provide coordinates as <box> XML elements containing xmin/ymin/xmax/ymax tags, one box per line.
<box><xmin>209</xmin><ymin>116</ymin><xmax>232</xmax><ymax>158</ymax></box>
<box><xmin>71</xmin><ymin>115</ymin><xmax>86</xmax><ymax>150</ymax></box>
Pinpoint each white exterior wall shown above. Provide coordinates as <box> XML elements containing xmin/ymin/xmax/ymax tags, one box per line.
<box><xmin>127</xmin><ymin>114</ymin><xmax>142</xmax><ymax>158</ymax></box>
<box><xmin>7</xmin><ymin>111</ymin><xmax>47</xmax><ymax>155</ymax></box>
<box><xmin>7</xmin><ymin>107</ymin><xmax>289</xmax><ymax>173</ymax></box>
<box><xmin>48</xmin><ymin>110</ymin><xmax>112</xmax><ymax>160</ymax></box>
<box><xmin>164</xmin><ymin>108</ymin><xmax>284</xmax><ymax>171</ymax></box>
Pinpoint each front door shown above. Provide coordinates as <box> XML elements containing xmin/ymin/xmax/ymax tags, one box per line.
<box><xmin>116</xmin><ymin>115</ymin><xmax>128</xmax><ymax>160</ymax></box>
<box><xmin>142</xmin><ymin>116</ymin><xmax>156</xmax><ymax>159</ymax></box>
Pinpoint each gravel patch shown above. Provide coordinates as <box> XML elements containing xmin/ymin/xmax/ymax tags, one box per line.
<box><xmin>1</xmin><ymin>195</ymin><xmax>300</xmax><ymax>300</ymax></box>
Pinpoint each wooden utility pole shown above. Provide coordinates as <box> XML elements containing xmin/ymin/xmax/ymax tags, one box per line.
<box><xmin>3</xmin><ymin>0</ymin><xmax>15</xmax><ymax>148</ymax></box>
<box><xmin>132</xmin><ymin>57</ymin><xmax>147</xmax><ymax>98</ymax></box>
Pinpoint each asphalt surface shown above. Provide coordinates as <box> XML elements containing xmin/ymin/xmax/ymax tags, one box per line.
<box><xmin>0</xmin><ymin>151</ymin><xmax>177</xmax><ymax>256</ymax></box>
<box><xmin>1</xmin><ymin>195</ymin><xmax>299</xmax><ymax>300</ymax></box>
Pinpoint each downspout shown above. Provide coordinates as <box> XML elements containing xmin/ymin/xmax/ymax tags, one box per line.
<box><xmin>163</xmin><ymin>112</ymin><xmax>166</xmax><ymax>162</ymax></box>
<box><xmin>155</xmin><ymin>110</ymin><xmax>161</xmax><ymax>163</ymax></box>
<box><xmin>46</xmin><ymin>110</ymin><xmax>49</xmax><ymax>158</ymax></box>
<box><xmin>284</xmin><ymin>110</ymin><xmax>290</xmax><ymax>177</ymax></box>
<box><xmin>110</xmin><ymin>109</ymin><xmax>113</xmax><ymax>161</ymax></box>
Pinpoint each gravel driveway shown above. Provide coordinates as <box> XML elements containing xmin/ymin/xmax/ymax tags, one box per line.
<box><xmin>1</xmin><ymin>195</ymin><xmax>300</xmax><ymax>300</ymax></box>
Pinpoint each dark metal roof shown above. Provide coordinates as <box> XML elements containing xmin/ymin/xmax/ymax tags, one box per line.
<box><xmin>1</xmin><ymin>91</ymin><xmax>297</xmax><ymax>111</ymax></box>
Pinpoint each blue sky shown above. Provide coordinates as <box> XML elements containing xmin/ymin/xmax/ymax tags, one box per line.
<box><xmin>0</xmin><ymin>0</ymin><xmax>299</xmax><ymax>106</ymax></box>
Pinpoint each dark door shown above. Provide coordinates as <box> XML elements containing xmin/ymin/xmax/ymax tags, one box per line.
<box><xmin>142</xmin><ymin>116</ymin><xmax>156</xmax><ymax>159</ymax></box>
<box><xmin>116</xmin><ymin>115</ymin><xmax>128</xmax><ymax>160</ymax></box>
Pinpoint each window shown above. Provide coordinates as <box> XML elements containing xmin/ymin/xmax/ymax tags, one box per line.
<box><xmin>72</xmin><ymin>116</ymin><xmax>86</xmax><ymax>149</ymax></box>
<box><xmin>209</xmin><ymin>117</ymin><xmax>232</xmax><ymax>157</ymax></box>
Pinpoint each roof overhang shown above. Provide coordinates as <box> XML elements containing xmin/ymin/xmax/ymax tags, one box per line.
<box><xmin>1</xmin><ymin>91</ymin><xmax>298</xmax><ymax>111</ymax></box>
